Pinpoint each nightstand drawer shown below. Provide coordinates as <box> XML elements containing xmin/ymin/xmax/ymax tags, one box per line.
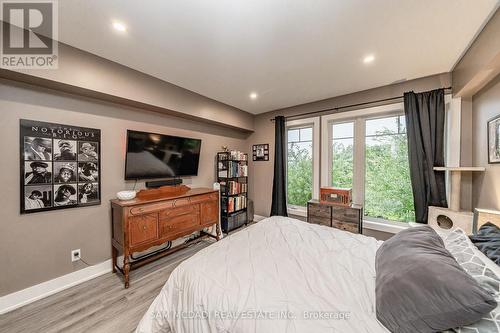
<box><xmin>308</xmin><ymin>203</ymin><xmax>331</xmax><ymax>218</ymax></box>
<box><xmin>332</xmin><ymin>221</ymin><xmax>359</xmax><ymax>234</ymax></box>
<box><xmin>308</xmin><ymin>215</ymin><xmax>331</xmax><ymax>227</ymax></box>
<box><xmin>307</xmin><ymin>199</ymin><xmax>363</xmax><ymax>234</ymax></box>
<box><xmin>332</xmin><ymin>206</ymin><xmax>360</xmax><ymax>224</ymax></box>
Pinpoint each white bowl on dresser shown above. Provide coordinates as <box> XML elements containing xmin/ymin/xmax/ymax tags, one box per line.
<box><xmin>116</xmin><ymin>190</ymin><xmax>136</xmax><ymax>201</ymax></box>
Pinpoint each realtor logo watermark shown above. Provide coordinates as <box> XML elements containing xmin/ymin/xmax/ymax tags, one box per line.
<box><xmin>1</xmin><ymin>0</ymin><xmax>58</xmax><ymax>69</ymax></box>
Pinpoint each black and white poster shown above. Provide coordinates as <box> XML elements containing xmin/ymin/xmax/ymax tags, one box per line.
<box><xmin>20</xmin><ymin>119</ymin><xmax>101</xmax><ymax>214</ymax></box>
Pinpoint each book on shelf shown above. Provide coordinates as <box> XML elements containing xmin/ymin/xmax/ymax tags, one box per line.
<box><xmin>222</xmin><ymin>195</ymin><xmax>247</xmax><ymax>213</ymax></box>
<box><xmin>219</xmin><ymin>180</ymin><xmax>247</xmax><ymax>195</ymax></box>
<box><xmin>218</xmin><ymin>162</ymin><xmax>247</xmax><ymax>178</ymax></box>
<box><xmin>219</xmin><ymin>150</ymin><xmax>247</xmax><ymax>161</ymax></box>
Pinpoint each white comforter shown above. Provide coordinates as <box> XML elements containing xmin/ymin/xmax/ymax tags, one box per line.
<box><xmin>136</xmin><ymin>216</ymin><xmax>389</xmax><ymax>333</ymax></box>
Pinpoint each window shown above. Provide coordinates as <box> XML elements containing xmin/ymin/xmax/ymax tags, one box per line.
<box><xmin>286</xmin><ymin>118</ymin><xmax>320</xmax><ymax>213</ymax></box>
<box><xmin>287</xmin><ymin>126</ymin><xmax>313</xmax><ymax>207</ymax></box>
<box><xmin>322</xmin><ymin>103</ymin><xmax>416</xmax><ymax>225</ymax></box>
<box><xmin>365</xmin><ymin>115</ymin><xmax>414</xmax><ymax>222</ymax></box>
<box><xmin>331</xmin><ymin>122</ymin><xmax>354</xmax><ymax>188</ymax></box>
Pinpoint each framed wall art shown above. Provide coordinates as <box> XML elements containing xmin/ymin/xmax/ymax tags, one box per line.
<box><xmin>20</xmin><ymin>119</ymin><xmax>101</xmax><ymax>214</ymax></box>
<box><xmin>488</xmin><ymin>115</ymin><xmax>500</xmax><ymax>164</ymax></box>
<box><xmin>252</xmin><ymin>143</ymin><xmax>269</xmax><ymax>161</ymax></box>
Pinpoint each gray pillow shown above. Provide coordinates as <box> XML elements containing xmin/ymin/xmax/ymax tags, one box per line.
<box><xmin>376</xmin><ymin>226</ymin><xmax>497</xmax><ymax>333</ymax></box>
<box><xmin>441</xmin><ymin>228</ymin><xmax>500</xmax><ymax>333</ymax></box>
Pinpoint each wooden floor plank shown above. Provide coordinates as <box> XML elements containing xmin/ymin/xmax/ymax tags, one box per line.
<box><xmin>0</xmin><ymin>239</ymin><xmax>213</xmax><ymax>333</ymax></box>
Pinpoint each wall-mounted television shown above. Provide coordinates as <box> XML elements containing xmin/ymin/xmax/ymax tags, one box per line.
<box><xmin>125</xmin><ymin>130</ymin><xmax>202</xmax><ymax>180</ymax></box>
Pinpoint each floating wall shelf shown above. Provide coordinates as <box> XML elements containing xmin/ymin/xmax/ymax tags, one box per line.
<box><xmin>433</xmin><ymin>166</ymin><xmax>486</xmax><ymax>211</ymax></box>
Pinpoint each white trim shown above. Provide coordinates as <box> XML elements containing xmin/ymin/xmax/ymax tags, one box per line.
<box><xmin>363</xmin><ymin>219</ymin><xmax>408</xmax><ymax>234</ymax></box>
<box><xmin>353</xmin><ymin>119</ymin><xmax>365</xmax><ymax>205</ymax></box>
<box><xmin>0</xmin><ymin>259</ymin><xmax>112</xmax><ymax>315</ymax></box>
<box><xmin>444</xmin><ymin>95</ymin><xmax>461</xmax><ymax>203</ymax></box>
<box><xmin>253</xmin><ymin>214</ymin><xmax>267</xmax><ymax>222</ymax></box>
<box><xmin>287</xmin><ymin>206</ymin><xmax>307</xmax><ymax>217</ymax></box>
<box><xmin>445</xmin><ymin>96</ymin><xmax>461</xmax><ymax>167</ymax></box>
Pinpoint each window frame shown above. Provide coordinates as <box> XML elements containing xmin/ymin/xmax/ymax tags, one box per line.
<box><xmin>321</xmin><ymin>103</ymin><xmax>410</xmax><ymax>228</ymax></box>
<box><xmin>286</xmin><ymin>117</ymin><xmax>320</xmax><ymax>216</ymax></box>
<box><xmin>327</xmin><ymin>119</ymin><xmax>356</xmax><ymax>189</ymax></box>
<box><xmin>320</xmin><ymin>96</ymin><xmax>457</xmax><ymax>231</ymax></box>
<box><xmin>281</xmin><ymin>96</ymin><xmax>457</xmax><ymax>231</ymax></box>
<box><xmin>363</xmin><ymin>112</ymin><xmax>412</xmax><ymax>224</ymax></box>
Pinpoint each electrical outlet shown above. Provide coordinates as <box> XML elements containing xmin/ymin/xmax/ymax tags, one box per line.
<box><xmin>71</xmin><ymin>249</ymin><xmax>81</xmax><ymax>262</ymax></box>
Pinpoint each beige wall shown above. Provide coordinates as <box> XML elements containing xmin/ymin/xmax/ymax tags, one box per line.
<box><xmin>460</xmin><ymin>98</ymin><xmax>474</xmax><ymax>211</ymax></box>
<box><xmin>471</xmin><ymin>75</ymin><xmax>500</xmax><ymax>210</ymax></box>
<box><xmin>247</xmin><ymin>73</ymin><xmax>451</xmax><ymax>218</ymax></box>
<box><xmin>453</xmin><ymin>8</ymin><xmax>500</xmax><ymax>211</ymax></box>
<box><xmin>453</xmin><ymin>8</ymin><xmax>500</xmax><ymax>98</ymax></box>
<box><xmin>0</xmin><ymin>79</ymin><xmax>249</xmax><ymax>296</ymax></box>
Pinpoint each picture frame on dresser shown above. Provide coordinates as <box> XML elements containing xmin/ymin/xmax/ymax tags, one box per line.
<box><xmin>487</xmin><ymin>114</ymin><xmax>500</xmax><ymax>164</ymax></box>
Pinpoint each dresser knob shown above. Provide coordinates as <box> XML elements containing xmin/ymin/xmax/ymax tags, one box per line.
<box><xmin>143</xmin><ymin>225</ymin><xmax>146</xmax><ymax>230</ymax></box>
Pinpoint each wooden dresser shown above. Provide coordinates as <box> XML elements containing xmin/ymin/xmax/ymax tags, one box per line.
<box><xmin>110</xmin><ymin>185</ymin><xmax>220</xmax><ymax>288</ymax></box>
<box><xmin>307</xmin><ymin>199</ymin><xmax>363</xmax><ymax>234</ymax></box>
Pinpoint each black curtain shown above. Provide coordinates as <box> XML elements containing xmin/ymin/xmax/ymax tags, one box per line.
<box><xmin>271</xmin><ymin>116</ymin><xmax>288</xmax><ymax>217</ymax></box>
<box><xmin>404</xmin><ymin>89</ymin><xmax>448</xmax><ymax>223</ymax></box>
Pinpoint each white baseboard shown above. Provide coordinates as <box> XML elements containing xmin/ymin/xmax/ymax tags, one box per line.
<box><xmin>253</xmin><ymin>214</ymin><xmax>267</xmax><ymax>222</ymax></box>
<box><xmin>0</xmin><ymin>259</ymin><xmax>112</xmax><ymax>315</ymax></box>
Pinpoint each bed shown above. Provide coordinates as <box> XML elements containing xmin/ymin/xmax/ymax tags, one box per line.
<box><xmin>136</xmin><ymin>216</ymin><xmax>389</xmax><ymax>333</ymax></box>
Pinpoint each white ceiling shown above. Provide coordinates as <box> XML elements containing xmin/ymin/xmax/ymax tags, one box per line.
<box><xmin>56</xmin><ymin>0</ymin><xmax>499</xmax><ymax>114</ymax></box>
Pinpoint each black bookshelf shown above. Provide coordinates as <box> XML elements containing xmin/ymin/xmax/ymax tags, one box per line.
<box><xmin>217</xmin><ymin>151</ymin><xmax>248</xmax><ymax>233</ymax></box>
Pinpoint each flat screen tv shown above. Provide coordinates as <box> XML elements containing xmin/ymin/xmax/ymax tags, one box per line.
<box><xmin>125</xmin><ymin>130</ymin><xmax>202</xmax><ymax>180</ymax></box>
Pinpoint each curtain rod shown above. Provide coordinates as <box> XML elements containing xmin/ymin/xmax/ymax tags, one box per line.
<box><xmin>270</xmin><ymin>86</ymin><xmax>452</xmax><ymax>121</ymax></box>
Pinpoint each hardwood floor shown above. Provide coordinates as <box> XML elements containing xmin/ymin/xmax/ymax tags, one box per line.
<box><xmin>0</xmin><ymin>239</ymin><xmax>213</xmax><ymax>333</ymax></box>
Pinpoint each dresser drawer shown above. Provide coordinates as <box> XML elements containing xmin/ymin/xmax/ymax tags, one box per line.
<box><xmin>308</xmin><ymin>203</ymin><xmax>331</xmax><ymax>218</ymax></box>
<box><xmin>332</xmin><ymin>221</ymin><xmax>359</xmax><ymax>234</ymax></box>
<box><xmin>129</xmin><ymin>201</ymin><xmax>173</xmax><ymax>215</ymax></box>
<box><xmin>159</xmin><ymin>213</ymin><xmax>200</xmax><ymax>239</ymax></box>
<box><xmin>173</xmin><ymin>198</ymin><xmax>190</xmax><ymax>208</ymax></box>
<box><xmin>190</xmin><ymin>193</ymin><xmax>218</xmax><ymax>204</ymax></box>
<box><xmin>129</xmin><ymin>213</ymin><xmax>158</xmax><ymax>246</ymax></box>
<box><xmin>332</xmin><ymin>206</ymin><xmax>360</xmax><ymax>224</ymax></box>
<box><xmin>200</xmin><ymin>200</ymin><xmax>218</xmax><ymax>225</ymax></box>
<box><xmin>159</xmin><ymin>204</ymin><xmax>199</xmax><ymax>220</ymax></box>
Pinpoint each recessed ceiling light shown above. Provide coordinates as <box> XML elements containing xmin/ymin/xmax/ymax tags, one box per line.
<box><xmin>249</xmin><ymin>92</ymin><xmax>258</xmax><ymax>100</ymax></box>
<box><xmin>112</xmin><ymin>21</ymin><xmax>127</xmax><ymax>32</ymax></box>
<box><xmin>363</xmin><ymin>54</ymin><xmax>375</xmax><ymax>64</ymax></box>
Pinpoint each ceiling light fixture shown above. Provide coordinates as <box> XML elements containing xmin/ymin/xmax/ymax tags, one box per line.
<box><xmin>112</xmin><ymin>21</ymin><xmax>127</xmax><ymax>33</ymax></box>
<box><xmin>249</xmin><ymin>92</ymin><xmax>258</xmax><ymax>100</ymax></box>
<box><xmin>363</xmin><ymin>54</ymin><xmax>375</xmax><ymax>64</ymax></box>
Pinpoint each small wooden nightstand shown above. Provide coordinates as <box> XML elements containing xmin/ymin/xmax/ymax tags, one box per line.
<box><xmin>307</xmin><ymin>199</ymin><xmax>363</xmax><ymax>234</ymax></box>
